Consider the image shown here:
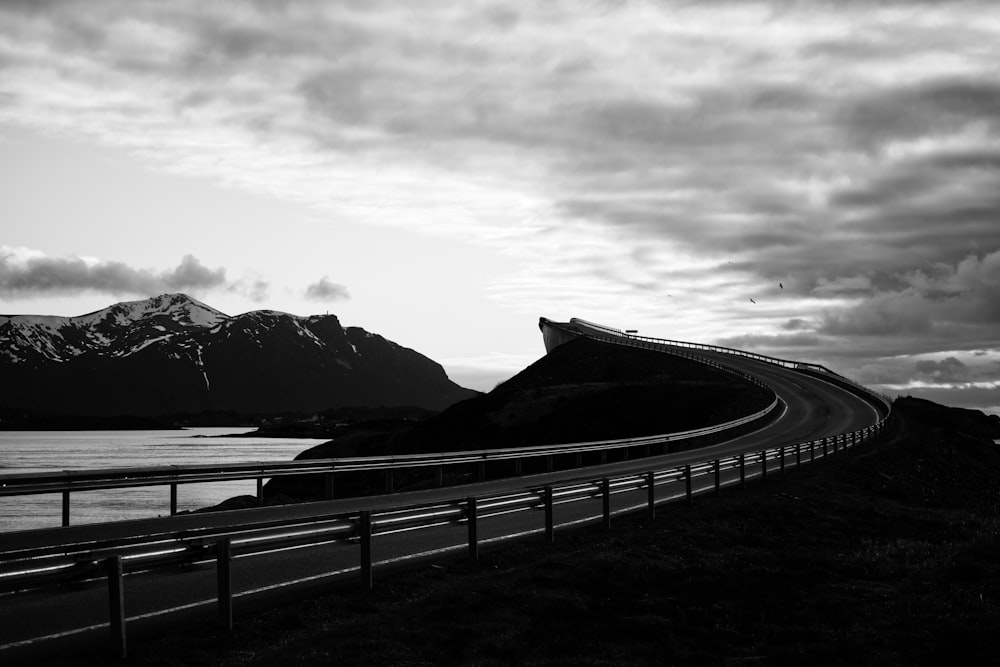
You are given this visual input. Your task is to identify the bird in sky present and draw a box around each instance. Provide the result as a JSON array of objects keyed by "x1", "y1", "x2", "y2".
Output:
[
  {"x1": 749, "y1": 298, "x2": 756, "y2": 304},
  {"x1": 779, "y1": 282, "x2": 784, "y2": 289}
]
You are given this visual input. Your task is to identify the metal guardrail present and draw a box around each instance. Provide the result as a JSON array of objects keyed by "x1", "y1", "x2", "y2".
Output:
[
  {"x1": 560, "y1": 318, "x2": 893, "y2": 411},
  {"x1": 0, "y1": 419, "x2": 888, "y2": 657},
  {"x1": 0, "y1": 330, "x2": 782, "y2": 529}
]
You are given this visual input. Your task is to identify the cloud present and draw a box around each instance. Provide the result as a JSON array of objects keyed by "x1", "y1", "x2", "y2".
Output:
[
  {"x1": 915, "y1": 356, "x2": 969, "y2": 384},
  {"x1": 715, "y1": 333, "x2": 823, "y2": 351},
  {"x1": 819, "y1": 249, "x2": 1000, "y2": 338},
  {"x1": 2, "y1": 1, "x2": 1000, "y2": 409},
  {"x1": 304, "y1": 276, "x2": 349, "y2": 302},
  {"x1": 812, "y1": 275, "x2": 873, "y2": 298},
  {"x1": 0, "y1": 247, "x2": 228, "y2": 298},
  {"x1": 230, "y1": 278, "x2": 270, "y2": 303},
  {"x1": 782, "y1": 318, "x2": 812, "y2": 331}
]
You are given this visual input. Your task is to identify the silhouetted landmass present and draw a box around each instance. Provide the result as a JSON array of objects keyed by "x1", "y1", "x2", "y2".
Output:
[
  {"x1": 262, "y1": 336, "x2": 774, "y2": 502},
  {"x1": 39, "y1": 398, "x2": 1000, "y2": 665},
  {"x1": 0, "y1": 294, "x2": 477, "y2": 420}
]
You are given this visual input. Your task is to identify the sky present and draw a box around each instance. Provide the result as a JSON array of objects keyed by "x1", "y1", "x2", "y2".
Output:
[{"x1": 1, "y1": 1, "x2": 998, "y2": 415}]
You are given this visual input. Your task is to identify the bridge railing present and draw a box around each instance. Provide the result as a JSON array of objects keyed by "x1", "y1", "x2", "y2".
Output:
[
  {"x1": 0, "y1": 396, "x2": 781, "y2": 529},
  {"x1": 560, "y1": 318, "x2": 892, "y2": 412},
  {"x1": 0, "y1": 414, "x2": 890, "y2": 656},
  {"x1": 1, "y1": 324, "x2": 784, "y2": 531}
]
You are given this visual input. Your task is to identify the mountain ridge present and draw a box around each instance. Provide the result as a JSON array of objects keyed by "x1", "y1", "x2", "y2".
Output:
[{"x1": 0, "y1": 293, "x2": 477, "y2": 417}]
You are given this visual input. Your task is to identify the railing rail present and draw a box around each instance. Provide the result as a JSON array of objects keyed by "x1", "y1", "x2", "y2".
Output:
[
  {"x1": 559, "y1": 318, "x2": 893, "y2": 411},
  {"x1": 0, "y1": 417, "x2": 890, "y2": 656},
  {"x1": 0, "y1": 399, "x2": 779, "y2": 497}
]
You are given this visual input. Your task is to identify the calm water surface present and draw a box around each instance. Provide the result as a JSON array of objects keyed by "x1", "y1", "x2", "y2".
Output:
[{"x1": 0, "y1": 428, "x2": 328, "y2": 532}]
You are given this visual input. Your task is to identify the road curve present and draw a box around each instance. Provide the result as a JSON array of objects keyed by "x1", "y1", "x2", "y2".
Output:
[{"x1": 0, "y1": 321, "x2": 887, "y2": 658}]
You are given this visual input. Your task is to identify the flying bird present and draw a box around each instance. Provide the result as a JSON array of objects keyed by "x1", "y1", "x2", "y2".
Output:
[
  {"x1": 779, "y1": 282, "x2": 784, "y2": 289},
  {"x1": 749, "y1": 298, "x2": 756, "y2": 304}
]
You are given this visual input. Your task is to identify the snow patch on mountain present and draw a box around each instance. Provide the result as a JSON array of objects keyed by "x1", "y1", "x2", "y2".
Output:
[{"x1": 0, "y1": 294, "x2": 228, "y2": 364}]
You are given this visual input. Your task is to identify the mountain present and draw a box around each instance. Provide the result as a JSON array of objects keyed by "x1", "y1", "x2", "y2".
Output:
[{"x1": 0, "y1": 294, "x2": 478, "y2": 418}]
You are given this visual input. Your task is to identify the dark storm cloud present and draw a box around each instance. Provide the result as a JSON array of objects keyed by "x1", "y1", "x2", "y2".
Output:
[
  {"x1": 0, "y1": 251, "x2": 228, "y2": 297},
  {"x1": 782, "y1": 318, "x2": 812, "y2": 331},
  {"x1": 304, "y1": 276, "x2": 349, "y2": 302},
  {"x1": 819, "y1": 249, "x2": 1000, "y2": 337},
  {"x1": 715, "y1": 332, "x2": 823, "y2": 350},
  {"x1": 915, "y1": 357, "x2": 969, "y2": 384},
  {"x1": 838, "y1": 78, "x2": 1000, "y2": 147}
]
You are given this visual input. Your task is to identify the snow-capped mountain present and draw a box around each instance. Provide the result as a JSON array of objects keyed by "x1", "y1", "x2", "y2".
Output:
[
  {"x1": 0, "y1": 294, "x2": 227, "y2": 364},
  {"x1": 0, "y1": 294, "x2": 477, "y2": 417}
]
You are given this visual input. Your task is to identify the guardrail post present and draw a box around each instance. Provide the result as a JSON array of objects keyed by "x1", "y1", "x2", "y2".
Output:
[
  {"x1": 434, "y1": 466, "x2": 444, "y2": 488},
  {"x1": 795, "y1": 443, "x2": 801, "y2": 468},
  {"x1": 822, "y1": 438, "x2": 828, "y2": 458},
  {"x1": 546, "y1": 455, "x2": 554, "y2": 473},
  {"x1": 760, "y1": 451, "x2": 767, "y2": 481},
  {"x1": 217, "y1": 538, "x2": 233, "y2": 631},
  {"x1": 477, "y1": 461, "x2": 486, "y2": 482},
  {"x1": 779, "y1": 447, "x2": 786, "y2": 477},
  {"x1": 810, "y1": 441, "x2": 815, "y2": 462},
  {"x1": 622, "y1": 447, "x2": 630, "y2": 461},
  {"x1": 256, "y1": 477, "x2": 264, "y2": 506},
  {"x1": 62, "y1": 490, "x2": 70, "y2": 527},
  {"x1": 359, "y1": 511, "x2": 373, "y2": 590},
  {"x1": 600, "y1": 450, "x2": 607, "y2": 464},
  {"x1": 106, "y1": 555, "x2": 126, "y2": 658},
  {"x1": 647, "y1": 471, "x2": 656, "y2": 519},
  {"x1": 739, "y1": 453, "x2": 745, "y2": 488},
  {"x1": 325, "y1": 472, "x2": 335, "y2": 499},
  {"x1": 170, "y1": 483, "x2": 178, "y2": 515},
  {"x1": 714, "y1": 459, "x2": 721, "y2": 496},
  {"x1": 575, "y1": 452, "x2": 583, "y2": 468},
  {"x1": 685, "y1": 465, "x2": 692, "y2": 504},
  {"x1": 544, "y1": 486, "x2": 555, "y2": 542},
  {"x1": 602, "y1": 478, "x2": 611, "y2": 530},
  {"x1": 466, "y1": 497, "x2": 478, "y2": 562},
  {"x1": 385, "y1": 469, "x2": 394, "y2": 494}
]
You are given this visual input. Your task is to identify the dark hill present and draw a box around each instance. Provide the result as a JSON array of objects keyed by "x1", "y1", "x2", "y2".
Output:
[{"x1": 264, "y1": 337, "x2": 773, "y2": 501}]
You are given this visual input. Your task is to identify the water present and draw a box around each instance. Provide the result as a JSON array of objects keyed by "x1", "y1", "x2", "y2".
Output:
[{"x1": 0, "y1": 428, "x2": 328, "y2": 532}]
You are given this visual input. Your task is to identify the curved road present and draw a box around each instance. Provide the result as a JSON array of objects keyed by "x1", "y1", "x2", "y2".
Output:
[{"x1": 0, "y1": 331, "x2": 886, "y2": 660}]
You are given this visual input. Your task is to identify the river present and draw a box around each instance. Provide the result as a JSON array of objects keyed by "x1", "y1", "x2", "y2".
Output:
[{"x1": 0, "y1": 428, "x2": 328, "y2": 532}]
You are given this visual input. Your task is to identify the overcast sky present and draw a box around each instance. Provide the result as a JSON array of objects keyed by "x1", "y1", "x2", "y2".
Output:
[{"x1": 1, "y1": 1, "x2": 998, "y2": 414}]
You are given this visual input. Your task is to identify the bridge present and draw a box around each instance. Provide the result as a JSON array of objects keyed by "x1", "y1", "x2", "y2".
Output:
[{"x1": 0, "y1": 319, "x2": 890, "y2": 659}]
